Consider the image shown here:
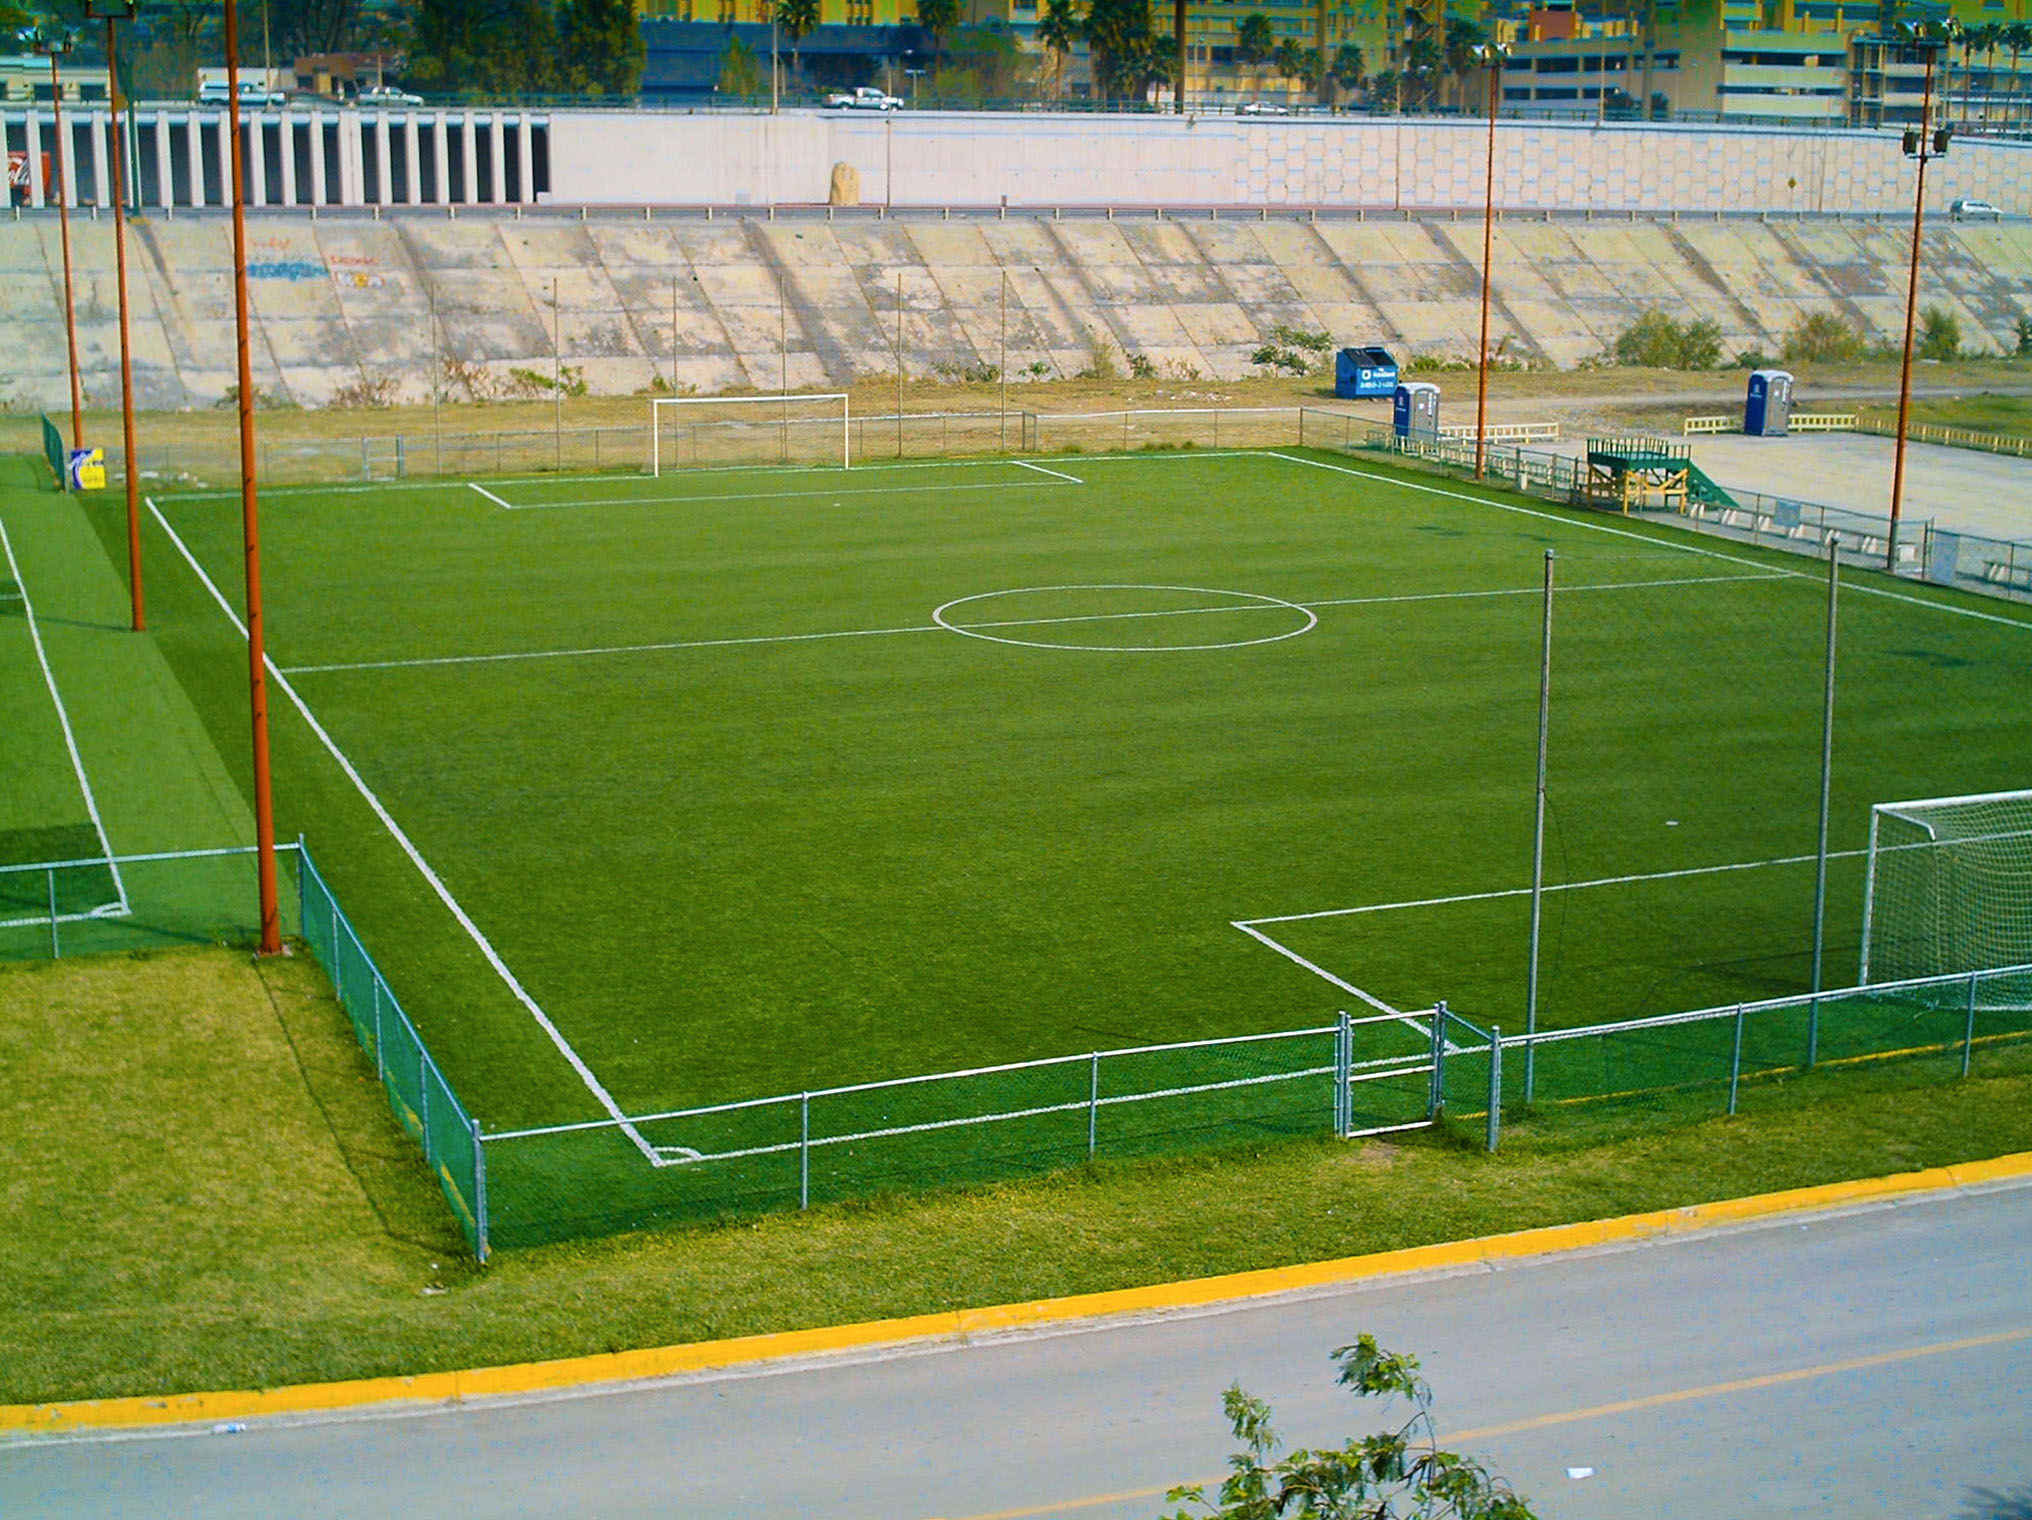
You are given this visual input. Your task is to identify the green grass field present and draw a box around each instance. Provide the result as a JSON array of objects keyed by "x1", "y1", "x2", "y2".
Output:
[{"x1": 113, "y1": 444, "x2": 2032, "y2": 1125}]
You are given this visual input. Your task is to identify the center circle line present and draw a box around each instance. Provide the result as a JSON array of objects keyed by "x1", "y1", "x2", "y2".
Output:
[{"x1": 930, "y1": 584, "x2": 1319, "y2": 653}]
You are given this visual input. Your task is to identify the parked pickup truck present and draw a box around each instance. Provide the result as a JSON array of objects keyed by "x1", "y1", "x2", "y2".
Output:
[{"x1": 824, "y1": 86, "x2": 903, "y2": 110}]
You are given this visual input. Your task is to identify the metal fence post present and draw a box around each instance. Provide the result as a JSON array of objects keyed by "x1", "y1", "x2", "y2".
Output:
[
  {"x1": 46, "y1": 867, "x2": 59, "y2": 959},
  {"x1": 1963, "y1": 971, "x2": 1979, "y2": 1077},
  {"x1": 1336, "y1": 1011, "x2": 1352, "y2": 1137},
  {"x1": 1429, "y1": 1001, "x2": 1448, "y2": 1119},
  {"x1": 1088, "y1": 1052, "x2": 1100, "y2": 1158},
  {"x1": 1728, "y1": 1004, "x2": 1745, "y2": 1115},
  {"x1": 471, "y1": 1120, "x2": 490, "y2": 1263},
  {"x1": 1486, "y1": 1025, "x2": 1502, "y2": 1152},
  {"x1": 420, "y1": 1049, "x2": 431, "y2": 1153},
  {"x1": 372, "y1": 976, "x2": 384, "y2": 1080},
  {"x1": 799, "y1": 1093, "x2": 810, "y2": 1208}
]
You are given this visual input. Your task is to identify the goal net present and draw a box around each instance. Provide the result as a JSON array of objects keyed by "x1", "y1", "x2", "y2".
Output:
[
  {"x1": 1860, "y1": 789, "x2": 2032, "y2": 1005},
  {"x1": 651, "y1": 394, "x2": 851, "y2": 475}
]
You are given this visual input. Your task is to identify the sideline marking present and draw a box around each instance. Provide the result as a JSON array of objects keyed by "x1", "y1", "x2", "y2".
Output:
[
  {"x1": 279, "y1": 570, "x2": 1774, "y2": 677},
  {"x1": 5, "y1": 1153, "x2": 2026, "y2": 1438},
  {"x1": 1012, "y1": 459, "x2": 1085, "y2": 484},
  {"x1": 467, "y1": 482, "x2": 512, "y2": 509},
  {"x1": 144, "y1": 498, "x2": 667, "y2": 1166},
  {"x1": 923, "y1": 1325, "x2": 2032, "y2": 1520},
  {"x1": 1265, "y1": 450, "x2": 2032, "y2": 634},
  {"x1": 0, "y1": 518, "x2": 127, "y2": 912}
]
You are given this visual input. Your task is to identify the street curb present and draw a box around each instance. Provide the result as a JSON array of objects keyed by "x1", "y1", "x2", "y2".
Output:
[{"x1": 8, "y1": 1150, "x2": 2029, "y2": 1436}]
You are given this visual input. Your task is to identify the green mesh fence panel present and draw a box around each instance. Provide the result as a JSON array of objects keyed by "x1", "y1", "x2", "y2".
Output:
[
  {"x1": 298, "y1": 847, "x2": 486, "y2": 1257},
  {"x1": 0, "y1": 847, "x2": 300, "y2": 963},
  {"x1": 42, "y1": 415, "x2": 66, "y2": 488}
]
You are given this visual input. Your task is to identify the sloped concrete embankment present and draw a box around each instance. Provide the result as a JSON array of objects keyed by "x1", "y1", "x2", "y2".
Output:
[{"x1": 3, "y1": 211, "x2": 2029, "y2": 412}]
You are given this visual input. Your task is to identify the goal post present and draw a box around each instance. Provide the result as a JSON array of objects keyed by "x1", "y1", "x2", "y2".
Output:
[
  {"x1": 1859, "y1": 788, "x2": 2032, "y2": 1001},
  {"x1": 650, "y1": 394, "x2": 851, "y2": 476}
]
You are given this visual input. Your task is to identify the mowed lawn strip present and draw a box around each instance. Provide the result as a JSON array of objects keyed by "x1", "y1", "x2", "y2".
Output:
[{"x1": 4, "y1": 945, "x2": 2029, "y2": 1407}]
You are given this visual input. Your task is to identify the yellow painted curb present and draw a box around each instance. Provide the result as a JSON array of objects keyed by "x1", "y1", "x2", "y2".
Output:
[{"x1": 8, "y1": 1149, "x2": 2029, "y2": 1437}]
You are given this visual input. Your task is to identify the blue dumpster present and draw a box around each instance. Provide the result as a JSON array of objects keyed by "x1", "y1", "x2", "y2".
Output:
[{"x1": 1336, "y1": 346, "x2": 1399, "y2": 399}]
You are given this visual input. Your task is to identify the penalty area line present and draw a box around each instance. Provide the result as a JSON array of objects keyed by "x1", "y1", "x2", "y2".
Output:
[
  {"x1": 143, "y1": 496, "x2": 667, "y2": 1167},
  {"x1": 1012, "y1": 459, "x2": 1085, "y2": 484},
  {"x1": 468, "y1": 482, "x2": 513, "y2": 509}
]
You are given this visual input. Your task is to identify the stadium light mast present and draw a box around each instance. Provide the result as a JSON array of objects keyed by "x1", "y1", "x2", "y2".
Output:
[
  {"x1": 223, "y1": 0, "x2": 284, "y2": 957},
  {"x1": 30, "y1": 28, "x2": 84, "y2": 452},
  {"x1": 86, "y1": 0, "x2": 145, "y2": 633},
  {"x1": 1888, "y1": 19, "x2": 1956, "y2": 575},
  {"x1": 1472, "y1": 41, "x2": 1509, "y2": 481}
]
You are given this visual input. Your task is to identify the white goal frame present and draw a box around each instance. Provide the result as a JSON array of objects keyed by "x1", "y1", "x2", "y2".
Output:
[
  {"x1": 650, "y1": 393, "x2": 851, "y2": 476},
  {"x1": 1859, "y1": 786, "x2": 2032, "y2": 987}
]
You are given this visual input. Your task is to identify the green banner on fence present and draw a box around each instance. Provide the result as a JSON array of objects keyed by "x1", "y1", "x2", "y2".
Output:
[{"x1": 40, "y1": 415, "x2": 66, "y2": 490}]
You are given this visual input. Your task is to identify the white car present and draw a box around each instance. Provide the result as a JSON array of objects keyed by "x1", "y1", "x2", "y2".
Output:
[
  {"x1": 1950, "y1": 198, "x2": 2003, "y2": 221},
  {"x1": 825, "y1": 86, "x2": 903, "y2": 111},
  {"x1": 198, "y1": 79, "x2": 287, "y2": 107},
  {"x1": 357, "y1": 84, "x2": 426, "y2": 107},
  {"x1": 1237, "y1": 100, "x2": 1292, "y2": 116}
]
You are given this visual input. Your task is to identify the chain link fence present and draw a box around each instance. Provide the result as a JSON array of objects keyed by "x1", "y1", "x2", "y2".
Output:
[
  {"x1": 0, "y1": 844, "x2": 299, "y2": 962},
  {"x1": 1303, "y1": 411, "x2": 2032, "y2": 607}
]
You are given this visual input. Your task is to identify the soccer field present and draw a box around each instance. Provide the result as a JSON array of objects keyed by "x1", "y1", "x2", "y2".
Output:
[{"x1": 135, "y1": 446, "x2": 2032, "y2": 1165}]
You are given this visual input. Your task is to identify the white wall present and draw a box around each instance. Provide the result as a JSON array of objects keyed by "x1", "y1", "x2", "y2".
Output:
[{"x1": 544, "y1": 110, "x2": 2032, "y2": 215}]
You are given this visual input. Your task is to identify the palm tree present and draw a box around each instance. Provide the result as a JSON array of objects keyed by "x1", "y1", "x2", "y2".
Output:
[
  {"x1": 1402, "y1": 31, "x2": 1442, "y2": 110},
  {"x1": 1235, "y1": 12, "x2": 1276, "y2": 99},
  {"x1": 917, "y1": 0, "x2": 960, "y2": 92},
  {"x1": 1330, "y1": 40, "x2": 1364, "y2": 107},
  {"x1": 1273, "y1": 37, "x2": 1307, "y2": 98},
  {"x1": 776, "y1": 0, "x2": 818, "y2": 95},
  {"x1": 1368, "y1": 66, "x2": 1400, "y2": 111},
  {"x1": 2003, "y1": 22, "x2": 2032, "y2": 131},
  {"x1": 1036, "y1": 0, "x2": 1082, "y2": 101},
  {"x1": 1441, "y1": 16, "x2": 1485, "y2": 109}
]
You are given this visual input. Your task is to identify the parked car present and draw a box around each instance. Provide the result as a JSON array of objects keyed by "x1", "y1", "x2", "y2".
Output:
[
  {"x1": 1950, "y1": 198, "x2": 2004, "y2": 221},
  {"x1": 356, "y1": 84, "x2": 425, "y2": 107},
  {"x1": 1237, "y1": 100, "x2": 1292, "y2": 116},
  {"x1": 824, "y1": 86, "x2": 903, "y2": 111},
  {"x1": 198, "y1": 78, "x2": 287, "y2": 107}
]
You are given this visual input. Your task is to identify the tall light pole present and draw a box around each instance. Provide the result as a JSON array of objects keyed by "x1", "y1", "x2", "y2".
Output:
[
  {"x1": 1889, "y1": 19, "x2": 1956, "y2": 575},
  {"x1": 224, "y1": 0, "x2": 284, "y2": 957},
  {"x1": 88, "y1": 0, "x2": 144, "y2": 633},
  {"x1": 1472, "y1": 42, "x2": 1509, "y2": 481},
  {"x1": 31, "y1": 28, "x2": 84, "y2": 451}
]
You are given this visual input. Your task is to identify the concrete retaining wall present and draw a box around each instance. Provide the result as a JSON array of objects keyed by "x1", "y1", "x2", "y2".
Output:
[{"x1": 5, "y1": 207, "x2": 2030, "y2": 412}]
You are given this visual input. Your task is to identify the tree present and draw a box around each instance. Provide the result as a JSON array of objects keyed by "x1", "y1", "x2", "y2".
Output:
[
  {"x1": 1160, "y1": 1337, "x2": 1537, "y2": 1520},
  {"x1": 2003, "y1": 23, "x2": 2032, "y2": 131},
  {"x1": 1234, "y1": 12, "x2": 1275, "y2": 96},
  {"x1": 1918, "y1": 305, "x2": 1963, "y2": 361},
  {"x1": 268, "y1": 0, "x2": 368, "y2": 60},
  {"x1": 1368, "y1": 66, "x2": 1400, "y2": 111},
  {"x1": 1273, "y1": 37, "x2": 1307, "y2": 90},
  {"x1": 1085, "y1": 0, "x2": 1157, "y2": 103},
  {"x1": 717, "y1": 34, "x2": 764, "y2": 100},
  {"x1": 776, "y1": 0, "x2": 819, "y2": 89},
  {"x1": 917, "y1": 0, "x2": 961, "y2": 88},
  {"x1": 1329, "y1": 41, "x2": 1364, "y2": 105},
  {"x1": 1441, "y1": 16, "x2": 1486, "y2": 109},
  {"x1": 1037, "y1": 0, "x2": 1083, "y2": 101},
  {"x1": 560, "y1": 0, "x2": 646, "y2": 96},
  {"x1": 408, "y1": 0, "x2": 561, "y2": 96}
]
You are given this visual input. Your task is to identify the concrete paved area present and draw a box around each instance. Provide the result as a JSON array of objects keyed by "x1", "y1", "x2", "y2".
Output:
[{"x1": 6, "y1": 1180, "x2": 2029, "y2": 1519}]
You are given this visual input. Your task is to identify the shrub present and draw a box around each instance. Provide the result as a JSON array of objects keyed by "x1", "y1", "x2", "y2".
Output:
[
  {"x1": 1611, "y1": 310, "x2": 1723, "y2": 370},
  {"x1": 1781, "y1": 311, "x2": 1871, "y2": 364},
  {"x1": 1917, "y1": 306, "x2": 1963, "y2": 362}
]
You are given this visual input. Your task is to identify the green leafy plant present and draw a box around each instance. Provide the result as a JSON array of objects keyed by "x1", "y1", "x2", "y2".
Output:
[
  {"x1": 1781, "y1": 310, "x2": 1871, "y2": 364},
  {"x1": 1127, "y1": 352, "x2": 1158, "y2": 380},
  {"x1": 1611, "y1": 310, "x2": 1722, "y2": 370},
  {"x1": 1917, "y1": 306, "x2": 1963, "y2": 362},
  {"x1": 506, "y1": 364, "x2": 588, "y2": 398},
  {"x1": 1161, "y1": 1336, "x2": 1536, "y2": 1520},
  {"x1": 2015, "y1": 315, "x2": 2032, "y2": 357},
  {"x1": 1251, "y1": 324, "x2": 1335, "y2": 376}
]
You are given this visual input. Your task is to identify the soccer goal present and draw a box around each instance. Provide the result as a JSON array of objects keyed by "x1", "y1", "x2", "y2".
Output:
[
  {"x1": 650, "y1": 393, "x2": 851, "y2": 476},
  {"x1": 1859, "y1": 788, "x2": 2032, "y2": 1000}
]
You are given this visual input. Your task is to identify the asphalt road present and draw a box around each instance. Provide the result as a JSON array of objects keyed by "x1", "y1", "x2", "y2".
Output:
[{"x1": 7, "y1": 1183, "x2": 2031, "y2": 1520}]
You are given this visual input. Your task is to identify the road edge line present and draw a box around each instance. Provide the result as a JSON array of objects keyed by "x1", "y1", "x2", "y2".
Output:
[{"x1": 7, "y1": 1149, "x2": 2028, "y2": 1436}]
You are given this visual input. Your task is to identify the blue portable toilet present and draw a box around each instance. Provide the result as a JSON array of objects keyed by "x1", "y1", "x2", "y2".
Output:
[
  {"x1": 1393, "y1": 381, "x2": 1440, "y2": 442},
  {"x1": 1335, "y1": 346, "x2": 1399, "y2": 399},
  {"x1": 1745, "y1": 370, "x2": 1794, "y2": 437}
]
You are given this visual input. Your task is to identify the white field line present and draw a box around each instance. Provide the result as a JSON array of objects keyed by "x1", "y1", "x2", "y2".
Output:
[
  {"x1": 1265, "y1": 450, "x2": 2032, "y2": 635},
  {"x1": 498, "y1": 477, "x2": 1081, "y2": 512},
  {"x1": 280, "y1": 570, "x2": 1780, "y2": 678},
  {"x1": 1012, "y1": 459, "x2": 1085, "y2": 484},
  {"x1": 467, "y1": 482, "x2": 512, "y2": 509},
  {"x1": 167, "y1": 456, "x2": 1037, "y2": 502},
  {"x1": 0, "y1": 518, "x2": 127, "y2": 910},
  {"x1": 1231, "y1": 920, "x2": 1404, "y2": 1017},
  {"x1": 145, "y1": 498, "x2": 669, "y2": 1166}
]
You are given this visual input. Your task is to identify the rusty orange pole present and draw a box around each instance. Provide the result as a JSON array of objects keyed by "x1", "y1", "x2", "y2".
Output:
[
  {"x1": 105, "y1": 17, "x2": 144, "y2": 632},
  {"x1": 1474, "y1": 49, "x2": 1502, "y2": 480},
  {"x1": 36, "y1": 36, "x2": 85, "y2": 449},
  {"x1": 225, "y1": 0, "x2": 282, "y2": 956}
]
